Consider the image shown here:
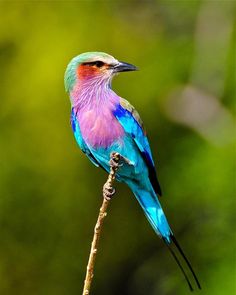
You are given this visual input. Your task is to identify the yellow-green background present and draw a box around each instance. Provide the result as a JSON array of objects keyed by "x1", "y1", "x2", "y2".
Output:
[{"x1": 0, "y1": 1, "x2": 235, "y2": 294}]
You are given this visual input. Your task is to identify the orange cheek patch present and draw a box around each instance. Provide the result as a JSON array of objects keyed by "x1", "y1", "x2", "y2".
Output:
[{"x1": 77, "y1": 64, "x2": 100, "y2": 79}]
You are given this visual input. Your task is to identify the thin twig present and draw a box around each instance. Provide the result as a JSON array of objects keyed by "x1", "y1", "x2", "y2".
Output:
[{"x1": 82, "y1": 152, "x2": 121, "y2": 295}]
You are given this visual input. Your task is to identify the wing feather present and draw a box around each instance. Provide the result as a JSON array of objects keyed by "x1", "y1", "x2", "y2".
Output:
[{"x1": 114, "y1": 98, "x2": 162, "y2": 196}]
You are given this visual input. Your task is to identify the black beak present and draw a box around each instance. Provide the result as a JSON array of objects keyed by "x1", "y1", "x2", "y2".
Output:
[{"x1": 113, "y1": 61, "x2": 138, "y2": 73}]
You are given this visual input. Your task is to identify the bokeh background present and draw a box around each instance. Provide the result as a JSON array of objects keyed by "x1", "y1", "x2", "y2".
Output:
[{"x1": 0, "y1": 1, "x2": 235, "y2": 294}]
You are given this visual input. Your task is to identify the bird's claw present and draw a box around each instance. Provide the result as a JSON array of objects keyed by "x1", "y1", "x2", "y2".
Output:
[
  {"x1": 109, "y1": 152, "x2": 132, "y2": 168},
  {"x1": 109, "y1": 158, "x2": 122, "y2": 169},
  {"x1": 103, "y1": 183, "x2": 115, "y2": 200},
  {"x1": 109, "y1": 152, "x2": 121, "y2": 169}
]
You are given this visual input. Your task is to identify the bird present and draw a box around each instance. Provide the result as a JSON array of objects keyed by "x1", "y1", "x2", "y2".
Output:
[{"x1": 64, "y1": 52, "x2": 201, "y2": 291}]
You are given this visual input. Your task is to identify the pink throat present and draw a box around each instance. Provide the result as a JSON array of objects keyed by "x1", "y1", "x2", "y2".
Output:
[{"x1": 71, "y1": 77, "x2": 124, "y2": 148}]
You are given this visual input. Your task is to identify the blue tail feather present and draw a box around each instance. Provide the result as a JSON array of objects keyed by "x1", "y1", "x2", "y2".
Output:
[
  {"x1": 129, "y1": 183, "x2": 172, "y2": 242},
  {"x1": 129, "y1": 183, "x2": 201, "y2": 291}
]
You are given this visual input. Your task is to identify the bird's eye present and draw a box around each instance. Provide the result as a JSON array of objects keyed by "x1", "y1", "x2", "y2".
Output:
[
  {"x1": 94, "y1": 61, "x2": 104, "y2": 68},
  {"x1": 82, "y1": 61, "x2": 105, "y2": 68}
]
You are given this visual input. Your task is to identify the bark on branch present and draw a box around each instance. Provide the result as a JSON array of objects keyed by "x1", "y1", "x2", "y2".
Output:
[{"x1": 82, "y1": 152, "x2": 121, "y2": 295}]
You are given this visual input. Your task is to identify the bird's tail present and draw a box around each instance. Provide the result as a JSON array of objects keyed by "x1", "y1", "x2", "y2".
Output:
[
  {"x1": 130, "y1": 184, "x2": 201, "y2": 291},
  {"x1": 130, "y1": 184, "x2": 172, "y2": 242},
  {"x1": 166, "y1": 234, "x2": 202, "y2": 291}
]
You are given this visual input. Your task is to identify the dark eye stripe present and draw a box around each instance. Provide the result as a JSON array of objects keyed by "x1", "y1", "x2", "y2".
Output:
[
  {"x1": 94, "y1": 61, "x2": 104, "y2": 67},
  {"x1": 82, "y1": 61, "x2": 105, "y2": 68}
]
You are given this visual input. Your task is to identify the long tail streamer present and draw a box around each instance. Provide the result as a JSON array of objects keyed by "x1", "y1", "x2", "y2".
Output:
[{"x1": 164, "y1": 235, "x2": 201, "y2": 291}]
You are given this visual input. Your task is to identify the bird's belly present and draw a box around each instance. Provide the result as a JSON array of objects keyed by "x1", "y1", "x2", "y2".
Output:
[
  {"x1": 78, "y1": 109, "x2": 147, "y2": 180},
  {"x1": 78, "y1": 110, "x2": 124, "y2": 148},
  {"x1": 90, "y1": 135, "x2": 147, "y2": 181}
]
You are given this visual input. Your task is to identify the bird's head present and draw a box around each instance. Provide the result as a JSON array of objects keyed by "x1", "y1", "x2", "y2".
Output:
[{"x1": 64, "y1": 52, "x2": 137, "y2": 92}]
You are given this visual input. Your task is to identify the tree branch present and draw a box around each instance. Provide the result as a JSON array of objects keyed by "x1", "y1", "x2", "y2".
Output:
[{"x1": 82, "y1": 152, "x2": 121, "y2": 295}]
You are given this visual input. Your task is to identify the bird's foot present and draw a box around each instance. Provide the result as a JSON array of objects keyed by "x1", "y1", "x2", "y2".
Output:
[
  {"x1": 110, "y1": 152, "x2": 132, "y2": 168},
  {"x1": 103, "y1": 183, "x2": 115, "y2": 200},
  {"x1": 109, "y1": 152, "x2": 121, "y2": 169}
]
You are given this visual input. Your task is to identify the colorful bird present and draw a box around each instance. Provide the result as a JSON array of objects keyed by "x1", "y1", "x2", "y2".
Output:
[{"x1": 64, "y1": 52, "x2": 201, "y2": 291}]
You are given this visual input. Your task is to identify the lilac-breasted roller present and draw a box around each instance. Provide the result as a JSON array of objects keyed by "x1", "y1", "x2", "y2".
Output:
[{"x1": 64, "y1": 52, "x2": 201, "y2": 291}]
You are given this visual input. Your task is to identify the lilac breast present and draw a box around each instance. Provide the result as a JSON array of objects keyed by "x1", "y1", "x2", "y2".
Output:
[
  {"x1": 71, "y1": 75, "x2": 125, "y2": 148},
  {"x1": 77, "y1": 103, "x2": 124, "y2": 148}
]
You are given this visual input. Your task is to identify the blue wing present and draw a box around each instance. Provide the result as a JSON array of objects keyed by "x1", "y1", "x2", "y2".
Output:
[
  {"x1": 70, "y1": 108, "x2": 100, "y2": 168},
  {"x1": 113, "y1": 98, "x2": 162, "y2": 196}
]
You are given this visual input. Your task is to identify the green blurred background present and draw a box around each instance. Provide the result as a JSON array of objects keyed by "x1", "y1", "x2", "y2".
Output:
[{"x1": 0, "y1": 1, "x2": 235, "y2": 294}]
